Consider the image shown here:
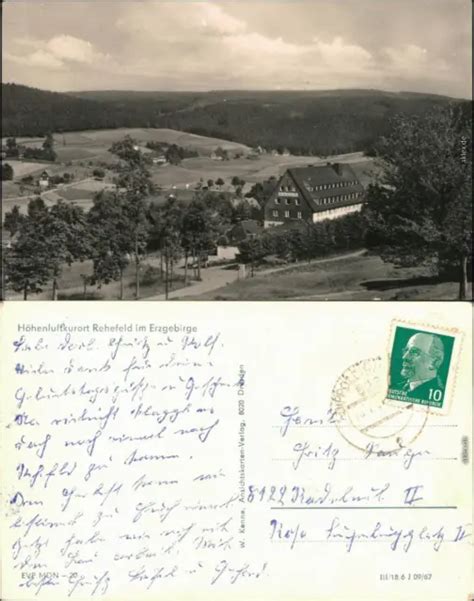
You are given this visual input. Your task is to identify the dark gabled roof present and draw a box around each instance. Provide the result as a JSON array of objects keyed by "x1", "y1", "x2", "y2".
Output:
[
  {"x1": 239, "y1": 219, "x2": 261, "y2": 235},
  {"x1": 287, "y1": 163, "x2": 364, "y2": 212},
  {"x1": 263, "y1": 179, "x2": 278, "y2": 196},
  {"x1": 227, "y1": 219, "x2": 262, "y2": 242}
]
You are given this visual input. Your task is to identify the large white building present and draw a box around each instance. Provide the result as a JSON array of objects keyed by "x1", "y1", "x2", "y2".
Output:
[{"x1": 264, "y1": 162, "x2": 365, "y2": 228}]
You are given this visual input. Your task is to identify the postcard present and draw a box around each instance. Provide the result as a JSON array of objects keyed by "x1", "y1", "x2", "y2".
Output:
[
  {"x1": 2, "y1": 0, "x2": 471, "y2": 303},
  {"x1": 0, "y1": 301, "x2": 472, "y2": 600},
  {"x1": 1, "y1": 1, "x2": 472, "y2": 601}
]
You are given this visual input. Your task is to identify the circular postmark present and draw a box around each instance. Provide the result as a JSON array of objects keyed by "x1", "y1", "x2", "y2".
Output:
[{"x1": 331, "y1": 356, "x2": 429, "y2": 453}]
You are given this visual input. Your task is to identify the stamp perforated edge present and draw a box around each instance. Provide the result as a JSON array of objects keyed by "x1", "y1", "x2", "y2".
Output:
[{"x1": 384, "y1": 318, "x2": 464, "y2": 417}]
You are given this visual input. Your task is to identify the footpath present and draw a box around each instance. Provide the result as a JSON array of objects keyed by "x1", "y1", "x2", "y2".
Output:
[{"x1": 145, "y1": 249, "x2": 366, "y2": 301}]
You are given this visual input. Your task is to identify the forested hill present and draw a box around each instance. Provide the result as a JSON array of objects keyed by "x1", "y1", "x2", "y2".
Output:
[
  {"x1": 3, "y1": 83, "x2": 470, "y2": 155},
  {"x1": 2, "y1": 83, "x2": 132, "y2": 137}
]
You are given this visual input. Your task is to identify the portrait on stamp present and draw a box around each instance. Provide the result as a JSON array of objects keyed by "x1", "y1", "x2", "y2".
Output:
[{"x1": 387, "y1": 326, "x2": 455, "y2": 408}]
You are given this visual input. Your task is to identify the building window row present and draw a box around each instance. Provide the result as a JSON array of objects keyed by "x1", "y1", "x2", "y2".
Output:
[
  {"x1": 272, "y1": 210, "x2": 303, "y2": 219},
  {"x1": 320, "y1": 193, "x2": 359, "y2": 205},
  {"x1": 281, "y1": 184, "x2": 296, "y2": 192},
  {"x1": 306, "y1": 180, "x2": 358, "y2": 192}
]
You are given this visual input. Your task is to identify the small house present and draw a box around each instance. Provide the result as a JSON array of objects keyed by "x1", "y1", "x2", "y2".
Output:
[
  {"x1": 38, "y1": 171, "x2": 50, "y2": 189},
  {"x1": 227, "y1": 219, "x2": 262, "y2": 245}
]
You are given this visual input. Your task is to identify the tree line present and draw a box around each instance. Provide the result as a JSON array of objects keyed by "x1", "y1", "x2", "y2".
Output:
[
  {"x1": 145, "y1": 141, "x2": 198, "y2": 164},
  {"x1": 364, "y1": 104, "x2": 472, "y2": 299},
  {"x1": 4, "y1": 134, "x2": 57, "y2": 162},
  {"x1": 238, "y1": 213, "x2": 366, "y2": 275}
]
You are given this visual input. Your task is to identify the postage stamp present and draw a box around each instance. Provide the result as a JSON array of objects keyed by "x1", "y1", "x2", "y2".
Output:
[{"x1": 387, "y1": 325, "x2": 456, "y2": 408}]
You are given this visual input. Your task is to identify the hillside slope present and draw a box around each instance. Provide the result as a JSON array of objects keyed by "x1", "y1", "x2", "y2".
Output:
[
  {"x1": 3, "y1": 83, "x2": 469, "y2": 156},
  {"x1": 2, "y1": 83, "x2": 131, "y2": 137}
]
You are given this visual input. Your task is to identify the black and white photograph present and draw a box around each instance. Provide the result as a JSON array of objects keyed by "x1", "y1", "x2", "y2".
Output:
[{"x1": 2, "y1": 0, "x2": 472, "y2": 301}]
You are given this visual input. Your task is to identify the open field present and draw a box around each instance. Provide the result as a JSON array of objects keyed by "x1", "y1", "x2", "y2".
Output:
[
  {"x1": 150, "y1": 153, "x2": 376, "y2": 189},
  {"x1": 2, "y1": 160, "x2": 50, "y2": 178},
  {"x1": 56, "y1": 187, "x2": 101, "y2": 202},
  {"x1": 188, "y1": 253, "x2": 470, "y2": 301},
  {"x1": 2, "y1": 177, "x2": 116, "y2": 220},
  {"x1": 3, "y1": 127, "x2": 252, "y2": 162},
  {"x1": 54, "y1": 179, "x2": 116, "y2": 202},
  {"x1": 75, "y1": 127, "x2": 251, "y2": 154},
  {"x1": 1, "y1": 181, "x2": 21, "y2": 199}
]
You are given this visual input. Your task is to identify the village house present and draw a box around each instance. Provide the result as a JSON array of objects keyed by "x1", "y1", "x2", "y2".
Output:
[
  {"x1": 215, "y1": 219, "x2": 262, "y2": 261},
  {"x1": 227, "y1": 219, "x2": 262, "y2": 244},
  {"x1": 38, "y1": 170, "x2": 50, "y2": 189},
  {"x1": 263, "y1": 162, "x2": 365, "y2": 228}
]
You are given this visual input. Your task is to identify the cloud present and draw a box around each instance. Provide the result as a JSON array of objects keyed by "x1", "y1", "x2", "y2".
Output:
[
  {"x1": 4, "y1": 34, "x2": 108, "y2": 71},
  {"x1": 2, "y1": 1, "x2": 469, "y2": 96},
  {"x1": 384, "y1": 44, "x2": 428, "y2": 71},
  {"x1": 46, "y1": 35, "x2": 100, "y2": 64},
  {"x1": 198, "y1": 3, "x2": 247, "y2": 36},
  {"x1": 113, "y1": 2, "x2": 375, "y2": 88},
  {"x1": 383, "y1": 43, "x2": 451, "y2": 80},
  {"x1": 5, "y1": 49, "x2": 64, "y2": 70},
  {"x1": 313, "y1": 36, "x2": 373, "y2": 70},
  {"x1": 117, "y1": 2, "x2": 246, "y2": 39}
]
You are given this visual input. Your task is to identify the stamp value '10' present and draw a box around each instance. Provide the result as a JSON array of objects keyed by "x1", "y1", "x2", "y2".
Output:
[{"x1": 387, "y1": 325, "x2": 456, "y2": 409}]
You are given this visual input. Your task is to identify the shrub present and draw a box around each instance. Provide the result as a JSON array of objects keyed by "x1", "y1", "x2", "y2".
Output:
[
  {"x1": 1, "y1": 163, "x2": 14, "y2": 180},
  {"x1": 93, "y1": 168, "x2": 106, "y2": 179},
  {"x1": 139, "y1": 265, "x2": 161, "y2": 286}
]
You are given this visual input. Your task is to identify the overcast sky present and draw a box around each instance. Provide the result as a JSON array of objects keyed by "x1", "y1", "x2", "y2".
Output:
[{"x1": 3, "y1": 0, "x2": 472, "y2": 97}]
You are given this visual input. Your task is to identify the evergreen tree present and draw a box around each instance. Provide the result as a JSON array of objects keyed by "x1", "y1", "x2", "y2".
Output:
[
  {"x1": 42, "y1": 132, "x2": 57, "y2": 161},
  {"x1": 4, "y1": 199, "x2": 53, "y2": 299},
  {"x1": 109, "y1": 135, "x2": 154, "y2": 299},
  {"x1": 1, "y1": 163, "x2": 14, "y2": 181},
  {"x1": 88, "y1": 191, "x2": 130, "y2": 299},
  {"x1": 42, "y1": 201, "x2": 91, "y2": 300},
  {"x1": 6, "y1": 137, "x2": 19, "y2": 158},
  {"x1": 365, "y1": 105, "x2": 472, "y2": 299},
  {"x1": 3, "y1": 205, "x2": 26, "y2": 236}
]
